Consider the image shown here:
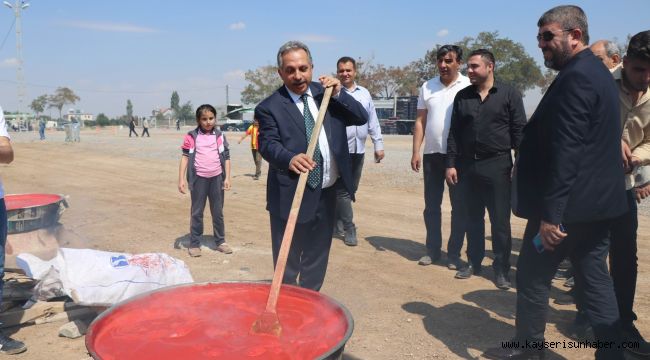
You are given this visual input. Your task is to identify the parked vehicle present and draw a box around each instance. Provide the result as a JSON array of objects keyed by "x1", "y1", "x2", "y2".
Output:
[{"x1": 220, "y1": 120, "x2": 252, "y2": 132}]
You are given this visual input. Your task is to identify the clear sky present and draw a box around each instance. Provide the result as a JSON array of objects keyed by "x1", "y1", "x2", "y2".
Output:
[{"x1": 0, "y1": 0, "x2": 647, "y2": 118}]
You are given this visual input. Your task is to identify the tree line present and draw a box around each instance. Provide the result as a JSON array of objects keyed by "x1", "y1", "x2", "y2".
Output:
[
  {"x1": 27, "y1": 88, "x2": 196, "y2": 128},
  {"x1": 241, "y1": 31, "x2": 556, "y2": 104}
]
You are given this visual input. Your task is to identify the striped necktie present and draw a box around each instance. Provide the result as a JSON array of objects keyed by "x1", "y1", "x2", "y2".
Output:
[{"x1": 301, "y1": 94, "x2": 322, "y2": 189}]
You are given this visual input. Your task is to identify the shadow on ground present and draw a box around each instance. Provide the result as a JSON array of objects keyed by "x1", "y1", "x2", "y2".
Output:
[
  {"x1": 341, "y1": 353, "x2": 364, "y2": 360},
  {"x1": 402, "y1": 300, "x2": 568, "y2": 359},
  {"x1": 462, "y1": 289, "x2": 581, "y2": 343},
  {"x1": 366, "y1": 236, "x2": 435, "y2": 262},
  {"x1": 173, "y1": 233, "x2": 221, "y2": 251}
]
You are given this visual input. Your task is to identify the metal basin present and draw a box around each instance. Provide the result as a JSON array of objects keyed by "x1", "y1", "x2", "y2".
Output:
[
  {"x1": 4, "y1": 193, "x2": 67, "y2": 234},
  {"x1": 86, "y1": 281, "x2": 354, "y2": 360}
]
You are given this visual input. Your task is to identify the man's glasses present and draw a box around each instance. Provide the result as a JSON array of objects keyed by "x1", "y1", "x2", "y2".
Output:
[{"x1": 537, "y1": 29, "x2": 574, "y2": 42}]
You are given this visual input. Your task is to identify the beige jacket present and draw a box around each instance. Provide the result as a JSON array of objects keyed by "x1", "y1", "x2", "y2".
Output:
[{"x1": 612, "y1": 64, "x2": 650, "y2": 188}]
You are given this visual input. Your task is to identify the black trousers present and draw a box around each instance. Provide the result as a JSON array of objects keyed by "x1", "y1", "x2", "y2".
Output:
[
  {"x1": 335, "y1": 153, "x2": 364, "y2": 231},
  {"x1": 422, "y1": 153, "x2": 467, "y2": 258},
  {"x1": 574, "y1": 190, "x2": 638, "y2": 329},
  {"x1": 609, "y1": 189, "x2": 638, "y2": 325},
  {"x1": 141, "y1": 128, "x2": 150, "y2": 137},
  {"x1": 270, "y1": 182, "x2": 337, "y2": 291},
  {"x1": 190, "y1": 175, "x2": 225, "y2": 248},
  {"x1": 458, "y1": 154, "x2": 511, "y2": 273},
  {"x1": 516, "y1": 219, "x2": 623, "y2": 359},
  {"x1": 128, "y1": 128, "x2": 138, "y2": 137}
]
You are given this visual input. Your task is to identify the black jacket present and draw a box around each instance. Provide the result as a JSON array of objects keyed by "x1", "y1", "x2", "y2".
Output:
[
  {"x1": 255, "y1": 83, "x2": 368, "y2": 222},
  {"x1": 512, "y1": 49, "x2": 627, "y2": 224}
]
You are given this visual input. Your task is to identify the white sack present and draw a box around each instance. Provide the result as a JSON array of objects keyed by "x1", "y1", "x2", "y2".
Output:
[{"x1": 16, "y1": 248, "x2": 194, "y2": 306}]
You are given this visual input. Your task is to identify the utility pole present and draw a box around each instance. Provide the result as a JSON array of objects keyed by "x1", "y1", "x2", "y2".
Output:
[
  {"x1": 393, "y1": 93, "x2": 397, "y2": 118},
  {"x1": 225, "y1": 84, "x2": 229, "y2": 107},
  {"x1": 3, "y1": 0, "x2": 29, "y2": 129}
]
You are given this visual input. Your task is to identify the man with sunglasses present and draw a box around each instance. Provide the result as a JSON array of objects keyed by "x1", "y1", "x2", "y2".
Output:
[
  {"x1": 484, "y1": 5, "x2": 627, "y2": 360},
  {"x1": 411, "y1": 45, "x2": 470, "y2": 269}
]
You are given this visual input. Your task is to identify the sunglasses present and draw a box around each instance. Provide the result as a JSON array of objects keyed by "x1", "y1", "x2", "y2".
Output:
[{"x1": 536, "y1": 29, "x2": 574, "y2": 42}]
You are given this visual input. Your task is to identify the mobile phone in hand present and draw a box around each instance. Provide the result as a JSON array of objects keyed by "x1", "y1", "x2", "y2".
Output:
[{"x1": 533, "y1": 224, "x2": 566, "y2": 253}]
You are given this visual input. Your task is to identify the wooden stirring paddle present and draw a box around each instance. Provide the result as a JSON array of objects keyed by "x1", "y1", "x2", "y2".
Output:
[{"x1": 251, "y1": 86, "x2": 334, "y2": 336}]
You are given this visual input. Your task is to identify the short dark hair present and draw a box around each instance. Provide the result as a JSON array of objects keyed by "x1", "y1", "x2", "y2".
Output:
[
  {"x1": 627, "y1": 30, "x2": 650, "y2": 62},
  {"x1": 436, "y1": 45, "x2": 463, "y2": 61},
  {"x1": 337, "y1": 56, "x2": 356, "y2": 69},
  {"x1": 537, "y1": 5, "x2": 589, "y2": 45},
  {"x1": 195, "y1": 104, "x2": 216, "y2": 120},
  {"x1": 468, "y1": 49, "x2": 495, "y2": 66}
]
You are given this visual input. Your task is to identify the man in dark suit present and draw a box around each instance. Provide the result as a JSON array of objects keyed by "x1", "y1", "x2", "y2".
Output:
[
  {"x1": 484, "y1": 5, "x2": 627, "y2": 360},
  {"x1": 256, "y1": 41, "x2": 368, "y2": 291}
]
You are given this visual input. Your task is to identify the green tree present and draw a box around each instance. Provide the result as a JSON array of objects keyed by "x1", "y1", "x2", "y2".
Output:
[
  {"x1": 29, "y1": 94, "x2": 48, "y2": 120},
  {"x1": 356, "y1": 58, "x2": 421, "y2": 98},
  {"x1": 126, "y1": 99, "x2": 133, "y2": 119},
  {"x1": 405, "y1": 50, "x2": 440, "y2": 92},
  {"x1": 537, "y1": 69, "x2": 558, "y2": 94},
  {"x1": 241, "y1": 65, "x2": 283, "y2": 104},
  {"x1": 179, "y1": 101, "x2": 194, "y2": 123},
  {"x1": 96, "y1": 113, "x2": 110, "y2": 127},
  {"x1": 351, "y1": 56, "x2": 375, "y2": 91},
  {"x1": 356, "y1": 62, "x2": 403, "y2": 98},
  {"x1": 460, "y1": 31, "x2": 542, "y2": 96},
  {"x1": 395, "y1": 63, "x2": 422, "y2": 97},
  {"x1": 170, "y1": 91, "x2": 180, "y2": 121},
  {"x1": 407, "y1": 31, "x2": 543, "y2": 97},
  {"x1": 48, "y1": 87, "x2": 80, "y2": 120}
]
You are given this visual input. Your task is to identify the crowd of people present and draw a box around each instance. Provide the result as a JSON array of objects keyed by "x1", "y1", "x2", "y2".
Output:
[
  {"x1": 171, "y1": 5, "x2": 649, "y2": 358},
  {"x1": 250, "y1": 4, "x2": 649, "y2": 359},
  {"x1": 0, "y1": 3, "x2": 647, "y2": 359}
]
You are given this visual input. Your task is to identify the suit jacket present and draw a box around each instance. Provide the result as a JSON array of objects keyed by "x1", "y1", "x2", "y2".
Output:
[
  {"x1": 256, "y1": 82, "x2": 368, "y2": 222},
  {"x1": 512, "y1": 49, "x2": 627, "y2": 224}
]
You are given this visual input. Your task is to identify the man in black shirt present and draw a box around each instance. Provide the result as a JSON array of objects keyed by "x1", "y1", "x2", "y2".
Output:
[{"x1": 445, "y1": 49, "x2": 526, "y2": 290}]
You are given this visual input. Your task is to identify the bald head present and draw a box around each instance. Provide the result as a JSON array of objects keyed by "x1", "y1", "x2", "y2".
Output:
[{"x1": 590, "y1": 40, "x2": 621, "y2": 69}]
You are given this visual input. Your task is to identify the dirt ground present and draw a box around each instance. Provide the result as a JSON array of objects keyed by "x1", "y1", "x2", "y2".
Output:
[{"x1": 2, "y1": 127, "x2": 649, "y2": 360}]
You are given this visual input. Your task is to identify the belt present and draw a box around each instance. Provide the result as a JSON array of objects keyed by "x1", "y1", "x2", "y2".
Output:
[{"x1": 472, "y1": 151, "x2": 509, "y2": 160}]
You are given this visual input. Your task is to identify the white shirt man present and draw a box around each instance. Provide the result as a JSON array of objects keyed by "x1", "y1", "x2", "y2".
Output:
[
  {"x1": 334, "y1": 57, "x2": 384, "y2": 246},
  {"x1": 410, "y1": 45, "x2": 470, "y2": 268}
]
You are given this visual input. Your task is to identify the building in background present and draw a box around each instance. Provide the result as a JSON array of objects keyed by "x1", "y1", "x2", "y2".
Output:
[{"x1": 63, "y1": 109, "x2": 94, "y2": 127}]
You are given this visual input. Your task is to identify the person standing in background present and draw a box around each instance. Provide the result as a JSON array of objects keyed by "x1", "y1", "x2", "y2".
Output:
[
  {"x1": 445, "y1": 49, "x2": 526, "y2": 290},
  {"x1": 141, "y1": 117, "x2": 150, "y2": 137},
  {"x1": 411, "y1": 45, "x2": 471, "y2": 269},
  {"x1": 238, "y1": 119, "x2": 263, "y2": 180},
  {"x1": 128, "y1": 117, "x2": 138, "y2": 137},
  {"x1": 38, "y1": 119, "x2": 45, "y2": 141},
  {"x1": 334, "y1": 56, "x2": 385, "y2": 246}
]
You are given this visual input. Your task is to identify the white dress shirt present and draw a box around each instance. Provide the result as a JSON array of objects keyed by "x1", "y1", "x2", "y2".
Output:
[
  {"x1": 417, "y1": 74, "x2": 470, "y2": 154},
  {"x1": 286, "y1": 87, "x2": 339, "y2": 189},
  {"x1": 342, "y1": 84, "x2": 384, "y2": 154}
]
